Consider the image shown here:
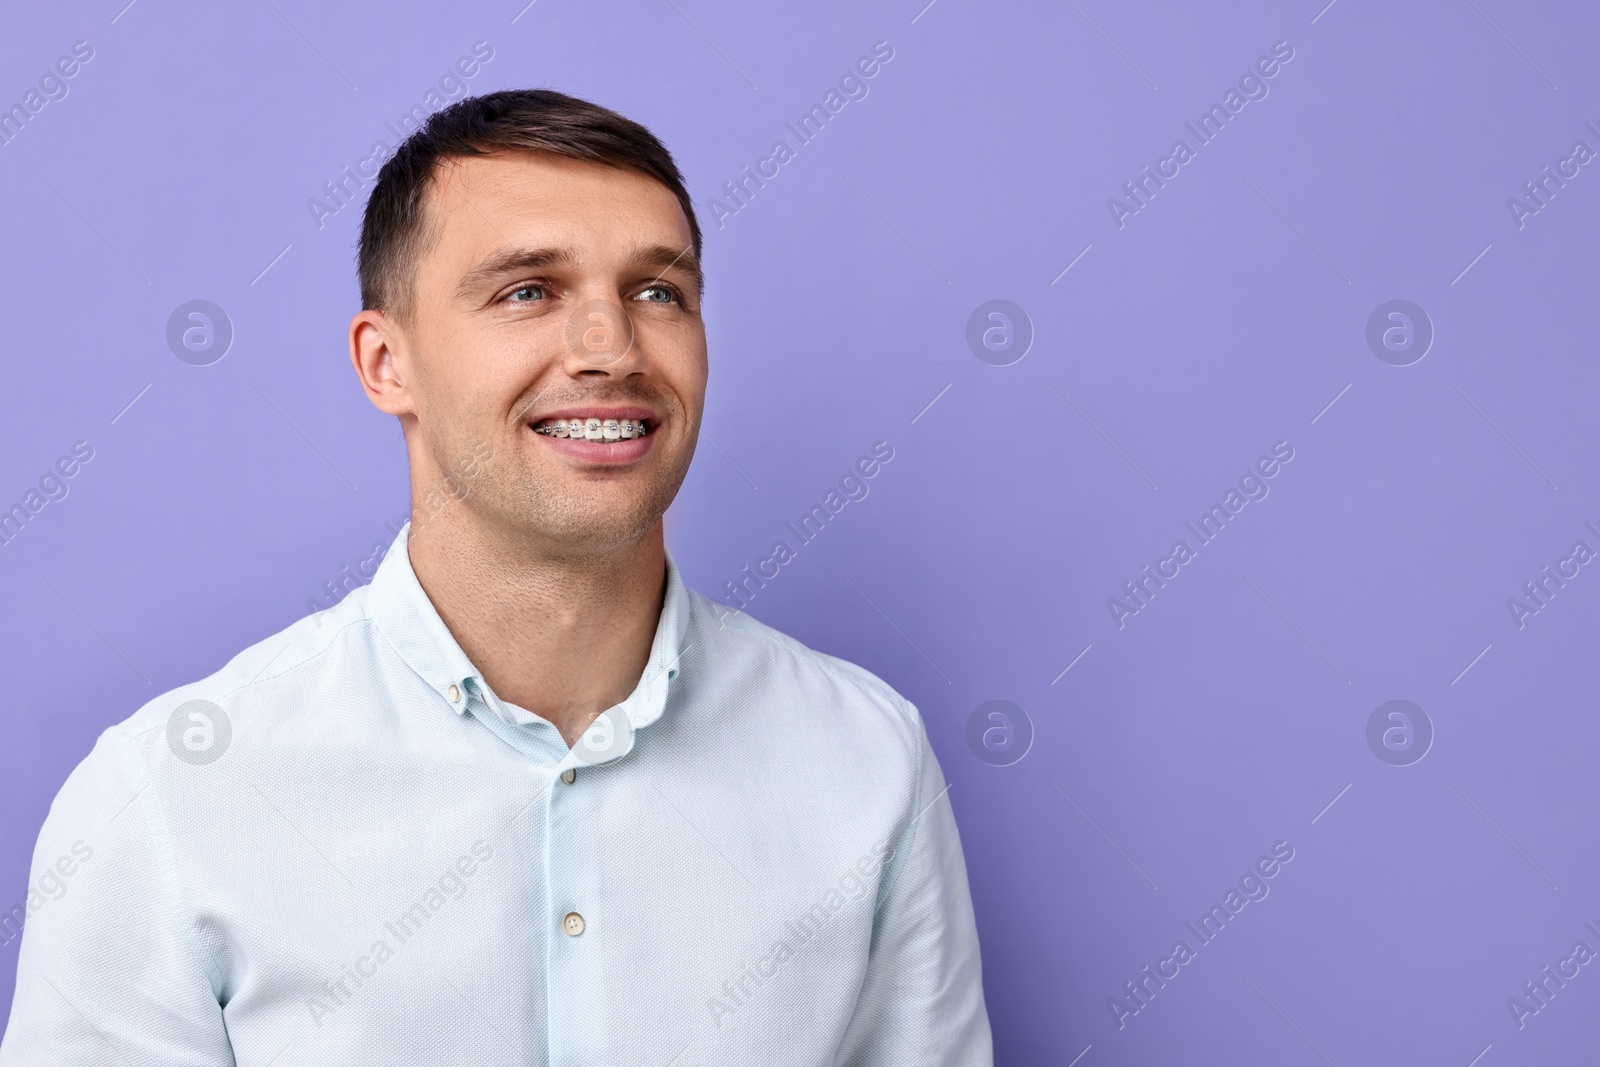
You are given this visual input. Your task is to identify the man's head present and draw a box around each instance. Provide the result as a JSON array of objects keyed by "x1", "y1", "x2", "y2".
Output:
[{"x1": 349, "y1": 89, "x2": 706, "y2": 559}]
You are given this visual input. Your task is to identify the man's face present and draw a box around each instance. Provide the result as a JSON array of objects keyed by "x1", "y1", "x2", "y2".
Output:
[{"x1": 363, "y1": 150, "x2": 706, "y2": 555}]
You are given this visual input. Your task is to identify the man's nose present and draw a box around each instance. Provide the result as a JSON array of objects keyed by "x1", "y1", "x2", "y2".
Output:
[{"x1": 561, "y1": 296, "x2": 644, "y2": 374}]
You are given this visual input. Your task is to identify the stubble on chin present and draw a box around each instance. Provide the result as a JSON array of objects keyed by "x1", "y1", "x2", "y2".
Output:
[{"x1": 466, "y1": 436, "x2": 691, "y2": 557}]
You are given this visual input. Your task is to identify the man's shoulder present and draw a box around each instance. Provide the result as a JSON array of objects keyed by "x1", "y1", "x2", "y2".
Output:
[
  {"x1": 684, "y1": 587, "x2": 925, "y2": 732},
  {"x1": 681, "y1": 588, "x2": 935, "y2": 826},
  {"x1": 114, "y1": 587, "x2": 376, "y2": 741},
  {"x1": 33, "y1": 593, "x2": 377, "y2": 857}
]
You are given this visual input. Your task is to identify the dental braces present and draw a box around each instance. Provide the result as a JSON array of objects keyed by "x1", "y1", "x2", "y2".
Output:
[{"x1": 535, "y1": 418, "x2": 648, "y2": 441}]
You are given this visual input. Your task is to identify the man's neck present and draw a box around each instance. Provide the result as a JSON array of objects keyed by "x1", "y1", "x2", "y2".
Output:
[{"x1": 406, "y1": 509, "x2": 667, "y2": 749}]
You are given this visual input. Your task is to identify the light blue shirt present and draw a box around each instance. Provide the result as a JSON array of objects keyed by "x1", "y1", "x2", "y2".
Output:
[{"x1": 0, "y1": 523, "x2": 992, "y2": 1064}]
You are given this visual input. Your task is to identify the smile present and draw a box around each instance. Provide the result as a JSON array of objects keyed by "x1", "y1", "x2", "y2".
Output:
[{"x1": 532, "y1": 418, "x2": 648, "y2": 441}]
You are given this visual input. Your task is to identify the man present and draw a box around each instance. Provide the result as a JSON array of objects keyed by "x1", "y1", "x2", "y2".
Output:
[{"x1": 0, "y1": 89, "x2": 992, "y2": 1064}]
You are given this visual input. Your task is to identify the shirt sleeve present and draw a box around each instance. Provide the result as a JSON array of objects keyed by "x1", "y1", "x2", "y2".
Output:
[
  {"x1": 833, "y1": 704, "x2": 994, "y2": 1066},
  {"x1": 0, "y1": 727, "x2": 236, "y2": 1065}
]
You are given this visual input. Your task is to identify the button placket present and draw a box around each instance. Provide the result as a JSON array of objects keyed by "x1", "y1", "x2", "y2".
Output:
[{"x1": 546, "y1": 767, "x2": 605, "y2": 1065}]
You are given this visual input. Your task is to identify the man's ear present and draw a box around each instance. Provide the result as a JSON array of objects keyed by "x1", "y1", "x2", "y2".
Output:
[{"x1": 349, "y1": 309, "x2": 415, "y2": 417}]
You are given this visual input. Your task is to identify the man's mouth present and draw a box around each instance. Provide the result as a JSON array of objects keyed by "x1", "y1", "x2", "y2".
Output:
[{"x1": 531, "y1": 417, "x2": 649, "y2": 442}]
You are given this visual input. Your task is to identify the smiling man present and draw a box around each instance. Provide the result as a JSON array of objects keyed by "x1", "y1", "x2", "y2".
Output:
[{"x1": 0, "y1": 90, "x2": 992, "y2": 1065}]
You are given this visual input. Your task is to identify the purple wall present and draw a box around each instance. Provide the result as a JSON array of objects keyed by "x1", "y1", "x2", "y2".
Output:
[{"x1": 3, "y1": 0, "x2": 1597, "y2": 1061}]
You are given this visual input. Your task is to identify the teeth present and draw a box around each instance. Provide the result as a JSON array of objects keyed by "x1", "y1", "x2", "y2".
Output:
[{"x1": 535, "y1": 418, "x2": 648, "y2": 440}]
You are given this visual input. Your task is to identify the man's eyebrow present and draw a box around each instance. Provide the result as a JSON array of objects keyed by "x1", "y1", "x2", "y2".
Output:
[
  {"x1": 633, "y1": 243, "x2": 704, "y2": 297},
  {"x1": 455, "y1": 246, "x2": 579, "y2": 300},
  {"x1": 455, "y1": 243, "x2": 704, "y2": 301}
]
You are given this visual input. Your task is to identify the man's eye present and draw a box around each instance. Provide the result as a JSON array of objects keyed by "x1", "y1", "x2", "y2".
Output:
[
  {"x1": 507, "y1": 284, "x2": 545, "y2": 303},
  {"x1": 635, "y1": 285, "x2": 681, "y2": 305}
]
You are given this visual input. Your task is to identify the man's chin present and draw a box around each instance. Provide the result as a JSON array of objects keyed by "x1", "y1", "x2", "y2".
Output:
[{"x1": 494, "y1": 487, "x2": 668, "y2": 553}]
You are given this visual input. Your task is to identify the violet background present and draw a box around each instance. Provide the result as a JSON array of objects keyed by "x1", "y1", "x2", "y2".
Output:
[{"x1": 3, "y1": 0, "x2": 1598, "y2": 1062}]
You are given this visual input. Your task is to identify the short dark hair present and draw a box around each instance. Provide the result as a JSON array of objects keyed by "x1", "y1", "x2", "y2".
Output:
[{"x1": 358, "y1": 88, "x2": 702, "y2": 327}]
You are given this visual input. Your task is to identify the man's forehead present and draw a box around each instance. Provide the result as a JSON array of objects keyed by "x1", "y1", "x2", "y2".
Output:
[
  {"x1": 440, "y1": 150, "x2": 609, "y2": 195},
  {"x1": 428, "y1": 151, "x2": 690, "y2": 241}
]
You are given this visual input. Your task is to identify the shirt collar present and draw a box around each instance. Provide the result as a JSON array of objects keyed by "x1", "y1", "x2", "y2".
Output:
[{"x1": 366, "y1": 520, "x2": 691, "y2": 731}]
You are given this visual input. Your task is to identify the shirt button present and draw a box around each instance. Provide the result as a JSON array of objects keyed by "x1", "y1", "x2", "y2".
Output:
[
  {"x1": 562, "y1": 911, "x2": 585, "y2": 936},
  {"x1": 447, "y1": 684, "x2": 461, "y2": 703},
  {"x1": 561, "y1": 768, "x2": 577, "y2": 785}
]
